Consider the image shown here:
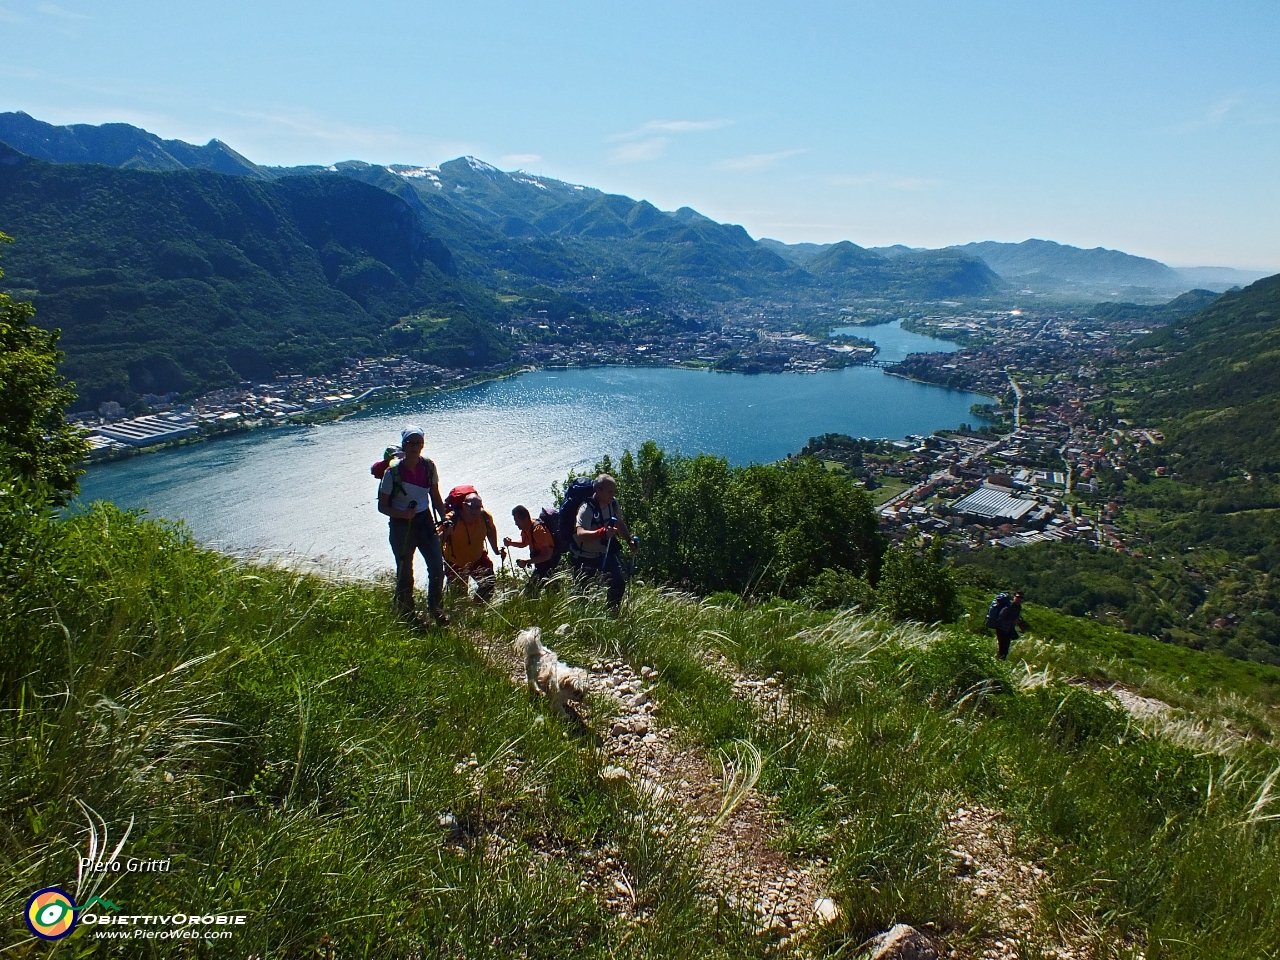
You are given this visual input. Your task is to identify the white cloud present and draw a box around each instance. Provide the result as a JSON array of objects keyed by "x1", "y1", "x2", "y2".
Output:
[
  {"x1": 716, "y1": 149, "x2": 806, "y2": 172},
  {"x1": 636, "y1": 118, "x2": 731, "y2": 134},
  {"x1": 1168, "y1": 96, "x2": 1240, "y2": 134},
  {"x1": 501, "y1": 153, "x2": 541, "y2": 166},
  {"x1": 609, "y1": 118, "x2": 731, "y2": 142},
  {"x1": 37, "y1": 3, "x2": 91, "y2": 19},
  {"x1": 826, "y1": 173, "x2": 940, "y2": 190},
  {"x1": 888, "y1": 177, "x2": 940, "y2": 190},
  {"x1": 203, "y1": 106, "x2": 474, "y2": 166},
  {"x1": 609, "y1": 137, "x2": 669, "y2": 164},
  {"x1": 603, "y1": 118, "x2": 731, "y2": 164},
  {"x1": 221, "y1": 107, "x2": 396, "y2": 145}
]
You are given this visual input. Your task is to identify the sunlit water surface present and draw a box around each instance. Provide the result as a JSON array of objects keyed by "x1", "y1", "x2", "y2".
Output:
[{"x1": 79, "y1": 322, "x2": 975, "y2": 574}]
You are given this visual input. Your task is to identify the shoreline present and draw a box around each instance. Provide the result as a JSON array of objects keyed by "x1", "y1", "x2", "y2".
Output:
[
  {"x1": 82, "y1": 347, "x2": 991, "y2": 471},
  {"x1": 82, "y1": 363, "x2": 531, "y2": 467}
]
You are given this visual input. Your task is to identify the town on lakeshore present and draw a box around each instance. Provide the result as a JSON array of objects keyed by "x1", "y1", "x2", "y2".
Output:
[{"x1": 75, "y1": 298, "x2": 1165, "y2": 561}]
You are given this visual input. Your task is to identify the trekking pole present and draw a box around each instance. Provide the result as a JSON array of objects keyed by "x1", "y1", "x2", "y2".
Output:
[
  {"x1": 401, "y1": 500, "x2": 418, "y2": 554},
  {"x1": 599, "y1": 507, "x2": 617, "y2": 571},
  {"x1": 439, "y1": 553, "x2": 519, "y2": 631}
]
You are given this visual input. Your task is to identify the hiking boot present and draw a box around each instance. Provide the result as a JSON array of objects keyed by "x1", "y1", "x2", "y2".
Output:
[
  {"x1": 398, "y1": 610, "x2": 430, "y2": 633},
  {"x1": 430, "y1": 607, "x2": 450, "y2": 626}
]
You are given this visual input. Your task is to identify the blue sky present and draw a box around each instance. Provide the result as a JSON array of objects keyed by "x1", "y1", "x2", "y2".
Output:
[{"x1": 1, "y1": 0, "x2": 1277, "y2": 269}]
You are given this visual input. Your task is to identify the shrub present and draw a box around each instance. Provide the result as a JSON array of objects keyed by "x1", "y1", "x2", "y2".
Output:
[
  {"x1": 901, "y1": 634, "x2": 1010, "y2": 706},
  {"x1": 802, "y1": 567, "x2": 876, "y2": 611},
  {"x1": 876, "y1": 540, "x2": 960, "y2": 623},
  {"x1": 590, "y1": 441, "x2": 884, "y2": 599}
]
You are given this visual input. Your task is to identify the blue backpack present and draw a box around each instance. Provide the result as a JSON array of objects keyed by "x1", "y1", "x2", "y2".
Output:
[
  {"x1": 540, "y1": 477, "x2": 597, "y2": 564},
  {"x1": 985, "y1": 593, "x2": 1012, "y2": 629}
]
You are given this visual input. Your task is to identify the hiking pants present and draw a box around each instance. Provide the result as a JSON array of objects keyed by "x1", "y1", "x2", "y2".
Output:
[
  {"x1": 573, "y1": 550, "x2": 626, "y2": 611},
  {"x1": 996, "y1": 628, "x2": 1016, "y2": 661},
  {"x1": 389, "y1": 513, "x2": 444, "y2": 614},
  {"x1": 448, "y1": 556, "x2": 496, "y2": 601}
]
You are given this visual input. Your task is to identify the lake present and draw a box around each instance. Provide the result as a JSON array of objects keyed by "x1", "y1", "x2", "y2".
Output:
[
  {"x1": 79, "y1": 323, "x2": 976, "y2": 573},
  {"x1": 831, "y1": 319, "x2": 959, "y2": 363}
]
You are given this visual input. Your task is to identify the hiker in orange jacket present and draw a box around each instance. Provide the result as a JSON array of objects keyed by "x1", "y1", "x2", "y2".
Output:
[
  {"x1": 441, "y1": 490, "x2": 504, "y2": 600},
  {"x1": 505, "y1": 505, "x2": 557, "y2": 585}
]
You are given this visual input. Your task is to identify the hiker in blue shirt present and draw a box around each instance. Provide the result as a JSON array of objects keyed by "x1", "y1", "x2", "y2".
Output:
[
  {"x1": 993, "y1": 591, "x2": 1025, "y2": 660},
  {"x1": 378, "y1": 426, "x2": 448, "y2": 626}
]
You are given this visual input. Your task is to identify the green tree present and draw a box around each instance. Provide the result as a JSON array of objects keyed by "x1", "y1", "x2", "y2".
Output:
[
  {"x1": 877, "y1": 539, "x2": 960, "y2": 623},
  {"x1": 0, "y1": 232, "x2": 89, "y2": 502},
  {"x1": 595, "y1": 441, "x2": 884, "y2": 599}
]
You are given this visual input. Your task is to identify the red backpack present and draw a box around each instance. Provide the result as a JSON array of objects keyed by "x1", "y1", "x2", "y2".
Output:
[{"x1": 444, "y1": 485, "x2": 479, "y2": 514}]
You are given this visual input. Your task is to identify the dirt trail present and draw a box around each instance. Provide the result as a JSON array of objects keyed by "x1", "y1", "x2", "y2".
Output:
[{"x1": 470, "y1": 626, "x2": 834, "y2": 948}]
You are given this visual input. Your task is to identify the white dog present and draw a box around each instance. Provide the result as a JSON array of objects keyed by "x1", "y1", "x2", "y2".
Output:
[{"x1": 513, "y1": 627, "x2": 589, "y2": 715}]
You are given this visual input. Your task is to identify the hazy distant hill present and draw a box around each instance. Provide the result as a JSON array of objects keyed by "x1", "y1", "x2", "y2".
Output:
[
  {"x1": 1087, "y1": 288, "x2": 1221, "y2": 326},
  {"x1": 0, "y1": 144, "x2": 507, "y2": 406},
  {"x1": 0, "y1": 110, "x2": 269, "y2": 180},
  {"x1": 954, "y1": 239, "x2": 1179, "y2": 291},
  {"x1": 1174, "y1": 265, "x2": 1271, "y2": 289},
  {"x1": 757, "y1": 238, "x2": 830, "y2": 265},
  {"x1": 764, "y1": 236, "x2": 1266, "y2": 298}
]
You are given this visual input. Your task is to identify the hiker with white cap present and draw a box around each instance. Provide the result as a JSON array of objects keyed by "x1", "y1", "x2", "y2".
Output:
[{"x1": 377, "y1": 425, "x2": 448, "y2": 626}]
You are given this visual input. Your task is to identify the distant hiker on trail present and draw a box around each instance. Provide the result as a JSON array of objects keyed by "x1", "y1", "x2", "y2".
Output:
[
  {"x1": 441, "y1": 488, "x2": 504, "y2": 601},
  {"x1": 571, "y1": 474, "x2": 632, "y2": 614},
  {"x1": 986, "y1": 590, "x2": 1026, "y2": 660},
  {"x1": 378, "y1": 426, "x2": 448, "y2": 627},
  {"x1": 505, "y1": 505, "x2": 556, "y2": 585}
]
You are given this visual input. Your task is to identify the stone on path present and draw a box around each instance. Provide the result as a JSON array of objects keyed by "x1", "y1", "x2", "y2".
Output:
[
  {"x1": 812, "y1": 896, "x2": 840, "y2": 925},
  {"x1": 868, "y1": 924, "x2": 939, "y2": 960}
]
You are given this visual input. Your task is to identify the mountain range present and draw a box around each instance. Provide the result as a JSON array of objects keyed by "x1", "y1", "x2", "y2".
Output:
[
  {"x1": 0, "y1": 110, "x2": 1273, "y2": 405},
  {"x1": 761, "y1": 236, "x2": 1269, "y2": 296},
  {"x1": 6, "y1": 111, "x2": 1261, "y2": 298}
]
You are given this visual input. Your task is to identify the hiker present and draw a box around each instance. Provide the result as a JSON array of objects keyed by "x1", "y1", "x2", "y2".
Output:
[
  {"x1": 505, "y1": 505, "x2": 557, "y2": 585},
  {"x1": 990, "y1": 590, "x2": 1026, "y2": 660},
  {"x1": 441, "y1": 489, "x2": 504, "y2": 601},
  {"x1": 377, "y1": 426, "x2": 448, "y2": 626},
  {"x1": 571, "y1": 474, "x2": 632, "y2": 613}
]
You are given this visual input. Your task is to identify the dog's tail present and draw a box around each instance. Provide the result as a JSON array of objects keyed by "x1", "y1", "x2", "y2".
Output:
[{"x1": 513, "y1": 626, "x2": 543, "y2": 659}]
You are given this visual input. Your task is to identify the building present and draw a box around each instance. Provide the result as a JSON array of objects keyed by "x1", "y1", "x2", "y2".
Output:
[
  {"x1": 951, "y1": 482, "x2": 1038, "y2": 523},
  {"x1": 93, "y1": 415, "x2": 199, "y2": 447}
]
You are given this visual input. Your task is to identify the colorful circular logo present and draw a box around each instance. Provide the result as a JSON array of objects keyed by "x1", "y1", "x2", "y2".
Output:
[{"x1": 25, "y1": 887, "x2": 77, "y2": 940}]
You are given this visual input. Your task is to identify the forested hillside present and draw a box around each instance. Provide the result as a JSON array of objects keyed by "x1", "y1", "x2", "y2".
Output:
[
  {"x1": 0, "y1": 145, "x2": 509, "y2": 405},
  {"x1": 0, "y1": 109, "x2": 269, "y2": 178},
  {"x1": 1, "y1": 113, "x2": 1009, "y2": 321},
  {"x1": 1132, "y1": 274, "x2": 1280, "y2": 475},
  {"x1": 959, "y1": 274, "x2": 1280, "y2": 664}
]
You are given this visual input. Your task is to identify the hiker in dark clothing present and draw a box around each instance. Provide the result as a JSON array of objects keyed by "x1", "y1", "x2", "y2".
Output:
[
  {"x1": 378, "y1": 426, "x2": 448, "y2": 626},
  {"x1": 993, "y1": 590, "x2": 1026, "y2": 660},
  {"x1": 572, "y1": 474, "x2": 631, "y2": 613}
]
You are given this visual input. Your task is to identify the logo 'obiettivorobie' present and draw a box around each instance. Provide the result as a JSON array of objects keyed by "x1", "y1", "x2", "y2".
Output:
[{"x1": 25, "y1": 887, "x2": 77, "y2": 940}]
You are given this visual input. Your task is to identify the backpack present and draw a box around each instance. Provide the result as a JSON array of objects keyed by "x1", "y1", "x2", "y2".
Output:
[
  {"x1": 444, "y1": 484, "x2": 479, "y2": 514},
  {"x1": 985, "y1": 593, "x2": 1012, "y2": 629},
  {"x1": 545, "y1": 477, "x2": 597, "y2": 560},
  {"x1": 370, "y1": 446, "x2": 399, "y2": 481}
]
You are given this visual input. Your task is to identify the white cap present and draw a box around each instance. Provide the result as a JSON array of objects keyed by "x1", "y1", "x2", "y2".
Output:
[{"x1": 401, "y1": 425, "x2": 425, "y2": 443}]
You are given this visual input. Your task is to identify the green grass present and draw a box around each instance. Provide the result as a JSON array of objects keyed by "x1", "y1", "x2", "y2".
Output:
[
  {"x1": 871, "y1": 478, "x2": 911, "y2": 506},
  {"x1": 0, "y1": 507, "x2": 771, "y2": 958},
  {"x1": 4, "y1": 508, "x2": 1280, "y2": 958},
  {"x1": 474, "y1": 582, "x2": 1280, "y2": 959},
  {"x1": 956, "y1": 587, "x2": 1280, "y2": 732}
]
